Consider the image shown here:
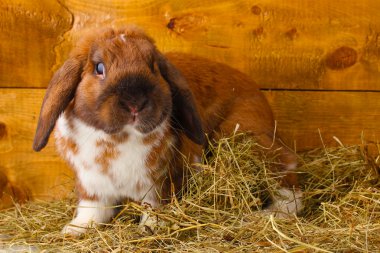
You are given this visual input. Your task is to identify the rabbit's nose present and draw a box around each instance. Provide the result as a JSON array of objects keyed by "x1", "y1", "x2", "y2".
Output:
[
  {"x1": 122, "y1": 98, "x2": 148, "y2": 115},
  {"x1": 129, "y1": 105, "x2": 138, "y2": 116}
]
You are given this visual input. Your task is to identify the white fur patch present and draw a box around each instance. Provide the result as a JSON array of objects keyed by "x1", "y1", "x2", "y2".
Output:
[
  {"x1": 56, "y1": 114, "x2": 172, "y2": 235},
  {"x1": 120, "y1": 34, "x2": 126, "y2": 42},
  {"x1": 268, "y1": 188, "x2": 303, "y2": 218},
  {"x1": 62, "y1": 199, "x2": 115, "y2": 235},
  {"x1": 56, "y1": 115, "x2": 169, "y2": 203},
  {"x1": 286, "y1": 162, "x2": 298, "y2": 171}
]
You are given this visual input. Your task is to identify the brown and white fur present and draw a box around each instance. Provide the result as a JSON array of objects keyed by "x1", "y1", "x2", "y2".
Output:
[{"x1": 33, "y1": 25, "x2": 302, "y2": 236}]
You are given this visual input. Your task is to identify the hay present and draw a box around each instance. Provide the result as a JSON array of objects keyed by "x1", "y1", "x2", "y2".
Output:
[{"x1": 0, "y1": 133, "x2": 379, "y2": 252}]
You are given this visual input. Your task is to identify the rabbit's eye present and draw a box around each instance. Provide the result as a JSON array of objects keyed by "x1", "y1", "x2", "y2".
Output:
[{"x1": 95, "y1": 62, "x2": 105, "y2": 78}]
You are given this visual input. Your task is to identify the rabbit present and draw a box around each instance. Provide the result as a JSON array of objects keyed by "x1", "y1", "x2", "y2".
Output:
[{"x1": 33, "y1": 25, "x2": 302, "y2": 236}]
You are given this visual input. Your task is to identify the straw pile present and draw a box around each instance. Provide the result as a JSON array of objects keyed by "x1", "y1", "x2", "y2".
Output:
[{"x1": 0, "y1": 133, "x2": 379, "y2": 252}]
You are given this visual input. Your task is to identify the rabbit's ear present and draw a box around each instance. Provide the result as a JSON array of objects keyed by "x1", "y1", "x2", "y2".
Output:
[
  {"x1": 33, "y1": 58, "x2": 82, "y2": 151},
  {"x1": 156, "y1": 53, "x2": 205, "y2": 145}
]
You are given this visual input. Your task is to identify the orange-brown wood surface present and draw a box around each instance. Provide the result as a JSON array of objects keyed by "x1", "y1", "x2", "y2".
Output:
[
  {"x1": 265, "y1": 91, "x2": 380, "y2": 150},
  {"x1": 0, "y1": 89, "x2": 74, "y2": 207},
  {"x1": 2, "y1": 0, "x2": 380, "y2": 90},
  {"x1": 0, "y1": 0, "x2": 379, "y2": 206}
]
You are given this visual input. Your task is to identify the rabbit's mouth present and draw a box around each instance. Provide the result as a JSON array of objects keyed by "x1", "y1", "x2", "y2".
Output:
[
  {"x1": 96, "y1": 101, "x2": 170, "y2": 136},
  {"x1": 134, "y1": 106, "x2": 171, "y2": 135}
]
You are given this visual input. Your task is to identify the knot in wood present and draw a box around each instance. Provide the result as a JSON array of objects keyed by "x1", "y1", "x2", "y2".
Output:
[
  {"x1": 251, "y1": 5, "x2": 262, "y2": 15},
  {"x1": 285, "y1": 28, "x2": 297, "y2": 40},
  {"x1": 326, "y1": 46, "x2": 358, "y2": 70},
  {"x1": 0, "y1": 122, "x2": 7, "y2": 140}
]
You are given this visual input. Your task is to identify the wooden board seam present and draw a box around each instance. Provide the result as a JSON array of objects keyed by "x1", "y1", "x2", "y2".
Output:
[{"x1": 261, "y1": 89, "x2": 380, "y2": 93}]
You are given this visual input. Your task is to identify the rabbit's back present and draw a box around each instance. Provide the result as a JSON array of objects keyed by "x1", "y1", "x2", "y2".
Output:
[{"x1": 166, "y1": 52, "x2": 275, "y2": 137}]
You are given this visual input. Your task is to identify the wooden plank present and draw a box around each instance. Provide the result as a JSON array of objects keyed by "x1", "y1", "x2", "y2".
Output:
[
  {"x1": 0, "y1": 88, "x2": 379, "y2": 206},
  {"x1": 264, "y1": 90, "x2": 380, "y2": 151},
  {"x1": 0, "y1": 89, "x2": 73, "y2": 207},
  {"x1": 0, "y1": 0, "x2": 72, "y2": 88},
  {"x1": 1, "y1": 0, "x2": 380, "y2": 91}
]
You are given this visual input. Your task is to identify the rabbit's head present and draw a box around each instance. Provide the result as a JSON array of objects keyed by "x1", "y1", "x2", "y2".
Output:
[{"x1": 33, "y1": 26, "x2": 204, "y2": 151}]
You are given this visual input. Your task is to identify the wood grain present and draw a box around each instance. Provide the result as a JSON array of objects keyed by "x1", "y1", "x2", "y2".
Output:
[
  {"x1": 1, "y1": 0, "x2": 380, "y2": 90},
  {"x1": 0, "y1": 89, "x2": 73, "y2": 208},
  {"x1": 0, "y1": 0, "x2": 72, "y2": 88},
  {"x1": 264, "y1": 90, "x2": 380, "y2": 150},
  {"x1": 1, "y1": 0, "x2": 380, "y2": 205},
  {"x1": 1, "y1": 88, "x2": 379, "y2": 205}
]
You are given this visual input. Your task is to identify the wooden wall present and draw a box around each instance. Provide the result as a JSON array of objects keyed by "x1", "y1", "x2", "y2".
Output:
[{"x1": 1, "y1": 0, "x2": 380, "y2": 206}]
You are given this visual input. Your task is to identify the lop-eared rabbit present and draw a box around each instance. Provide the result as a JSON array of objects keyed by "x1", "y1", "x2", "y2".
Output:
[{"x1": 33, "y1": 25, "x2": 302, "y2": 236}]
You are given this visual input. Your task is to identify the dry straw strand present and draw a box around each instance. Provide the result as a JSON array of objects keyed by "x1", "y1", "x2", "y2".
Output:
[{"x1": 0, "y1": 133, "x2": 379, "y2": 252}]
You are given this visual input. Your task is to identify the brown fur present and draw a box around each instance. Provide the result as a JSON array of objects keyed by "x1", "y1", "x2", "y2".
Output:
[
  {"x1": 145, "y1": 136, "x2": 172, "y2": 172},
  {"x1": 145, "y1": 128, "x2": 176, "y2": 202},
  {"x1": 34, "y1": 25, "x2": 298, "y2": 210},
  {"x1": 166, "y1": 54, "x2": 274, "y2": 137},
  {"x1": 95, "y1": 140, "x2": 120, "y2": 173},
  {"x1": 165, "y1": 54, "x2": 298, "y2": 188},
  {"x1": 64, "y1": 103, "x2": 76, "y2": 132},
  {"x1": 110, "y1": 132, "x2": 129, "y2": 143},
  {"x1": 71, "y1": 28, "x2": 173, "y2": 136},
  {"x1": 55, "y1": 125, "x2": 78, "y2": 156},
  {"x1": 142, "y1": 131, "x2": 160, "y2": 145},
  {"x1": 33, "y1": 26, "x2": 173, "y2": 151},
  {"x1": 66, "y1": 138, "x2": 78, "y2": 155}
]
